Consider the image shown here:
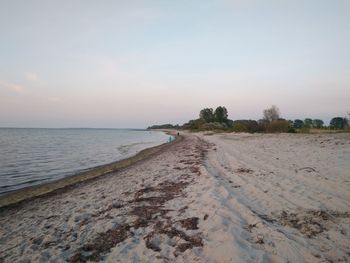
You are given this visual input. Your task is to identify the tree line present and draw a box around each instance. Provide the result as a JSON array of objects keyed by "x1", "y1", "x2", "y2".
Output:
[{"x1": 148, "y1": 106, "x2": 349, "y2": 133}]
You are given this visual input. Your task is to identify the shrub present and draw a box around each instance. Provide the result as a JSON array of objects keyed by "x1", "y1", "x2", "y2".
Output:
[
  {"x1": 258, "y1": 119, "x2": 269, "y2": 132},
  {"x1": 299, "y1": 127, "x2": 310, "y2": 133},
  {"x1": 232, "y1": 120, "x2": 259, "y2": 133},
  {"x1": 201, "y1": 122, "x2": 228, "y2": 131},
  {"x1": 231, "y1": 123, "x2": 248, "y2": 132},
  {"x1": 182, "y1": 119, "x2": 206, "y2": 130},
  {"x1": 266, "y1": 120, "x2": 289, "y2": 133}
]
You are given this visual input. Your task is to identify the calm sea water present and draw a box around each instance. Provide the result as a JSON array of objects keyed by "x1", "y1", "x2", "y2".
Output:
[{"x1": 0, "y1": 128, "x2": 170, "y2": 195}]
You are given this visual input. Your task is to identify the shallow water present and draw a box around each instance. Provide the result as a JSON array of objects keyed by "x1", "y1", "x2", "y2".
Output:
[{"x1": 0, "y1": 128, "x2": 170, "y2": 195}]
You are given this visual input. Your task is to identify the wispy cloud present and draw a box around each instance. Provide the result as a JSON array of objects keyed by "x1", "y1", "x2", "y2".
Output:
[
  {"x1": 25, "y1": 72, "x2": 40, "y2": 82},
  {"x1": 0, "y1": 81, "x2": 25, "y2": 93}
]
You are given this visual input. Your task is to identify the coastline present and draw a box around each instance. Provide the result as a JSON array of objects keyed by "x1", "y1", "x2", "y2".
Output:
[
  {"x1": 0, "y1": 131, "x2": 211, "y2": 263},
  {"x1": 0, "y1": 131, "x2": 182, "y2": 208},
  {"x1": 0, "y1": 132, "x2": 349, "y2": 262}
]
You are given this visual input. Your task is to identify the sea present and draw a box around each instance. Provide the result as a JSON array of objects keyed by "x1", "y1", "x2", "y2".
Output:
[{"x1": 0, "y1": 128, "x2": 171, "y2": 195}]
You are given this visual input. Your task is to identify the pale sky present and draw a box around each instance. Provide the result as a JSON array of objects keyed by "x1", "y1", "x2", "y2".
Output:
[{"x1": 0, "y1": 0, "x2": 349, "y2": 128}]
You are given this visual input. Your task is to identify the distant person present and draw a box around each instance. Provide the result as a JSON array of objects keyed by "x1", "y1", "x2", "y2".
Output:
[{"x1": 177, "y1": 132, "x2": 179, "y2": 136}]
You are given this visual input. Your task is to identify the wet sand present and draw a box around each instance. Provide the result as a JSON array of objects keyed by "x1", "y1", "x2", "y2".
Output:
[{"x1": 0, "y1": 132, "x2": 349, "y2": 262}]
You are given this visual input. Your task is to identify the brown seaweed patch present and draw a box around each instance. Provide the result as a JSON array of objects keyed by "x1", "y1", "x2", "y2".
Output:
[
  {"x1": 298, "y1": 167, "x2": 318, "y2": 173},
  {"x1": 235, "y1": 168, "x2": 254, "y2": 174},
  {"x1": 131, "y1": 205, "x2": 171, "y2": 224},
  {"x1": 160, "y1": 226, "x2": 203, "y2": 255},
  {"x1": 69, "y1": 224, "x2": 131, "y2": 262},
  {"x1": 277, "y1": 210, "x2": 350, "y2": 238},
  {"x1": 189, "y1": 166, "x2": 201, "y2": 175},
  {"x1": 178, "y1": 205, "x2": 188, "y2": 214},
  {"x1": 67, "y1": 137, "x2": 211, "y2": 261},
  {"x1": 178, "y1": 217, "x2": 199, "y2": 230},
  {"x1": 244, "y1": 223, "x2": 258, "y2": 233},
  {"x1": 70, "y1": 179, "x2": 191, "y2": 261},
  {"x1": 134, "y1": 187, "x2": 156, "y2": 199},
  {"x1": 131, "y1": 196, "x2": 170, "y2": 205},
  {"x1": 143, "y1": 221, "x2": 203, "y2": 255},
  {"x1": 92, "y1": 201, "x2": 125, "y2": 217}
]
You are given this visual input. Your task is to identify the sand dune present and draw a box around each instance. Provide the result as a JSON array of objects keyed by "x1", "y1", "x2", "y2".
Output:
[{"x1": 0, "y1": 132, "x2": 349, "y2": 262}]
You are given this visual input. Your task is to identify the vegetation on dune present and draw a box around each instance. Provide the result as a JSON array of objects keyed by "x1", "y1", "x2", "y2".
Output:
[
  {"x1": 147, "y1": 124, "x2": 180, "y2": 130},
  {"x1": 182, "y1": 106, "x2": 232, "y2": 131},
  {"x1": 312, "y1": 119, "x2": 324, "y2": 129},
  {"x1": 148, "y1": 106, "x2": 349, "y2": 134},
  {"x1": 330, "y1": 117, "x2": 348, "y2": 130},
  {"x1": 232, "y1": 120, "x2": 259, "y2": 133}
]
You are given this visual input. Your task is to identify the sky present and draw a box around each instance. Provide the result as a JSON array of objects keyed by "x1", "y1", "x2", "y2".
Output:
[{"x1": 0, "y1": 0, "x2": 349, "y2": 128}]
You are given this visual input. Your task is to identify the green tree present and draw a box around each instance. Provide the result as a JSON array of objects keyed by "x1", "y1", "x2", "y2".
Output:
[
  {"x1": 199, "y1": 108, "x2": 214, "y2": 123},
  {"x1": 330, "y1": 117, "x2": 348, "y2": 129},
  {"x1": 312, "y1": 119, "x2": 324, "y2": 129},
  {"x1": 214, "y1": 106, "x2": 228, "y2": 123},
  {"x1": 293, "y1": 119, "x2": 304, "y2": 129},
  {"x1": 304, "y1": 118, "x2": 313, "y2": 128}
]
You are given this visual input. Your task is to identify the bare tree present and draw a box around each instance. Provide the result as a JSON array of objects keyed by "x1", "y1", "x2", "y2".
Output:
[{"x1": 263, "y1": 105, "x2": 280, "y2": 122}]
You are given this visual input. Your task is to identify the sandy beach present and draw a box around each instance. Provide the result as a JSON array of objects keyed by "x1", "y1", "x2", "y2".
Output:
[{"x1": 0, "y1": 132, "x2": 349, "y2": 262}]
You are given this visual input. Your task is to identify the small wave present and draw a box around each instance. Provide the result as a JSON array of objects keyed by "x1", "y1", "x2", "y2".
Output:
[
  {"x1": 0, "y1": 129, "x2": 169, "y2": 195},
  {"x1": 0, "y1": 178, "x2": 44, "y2": 191}
]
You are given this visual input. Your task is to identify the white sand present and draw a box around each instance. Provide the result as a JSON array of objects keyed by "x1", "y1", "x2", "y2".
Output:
[
  {"x1": 198, "y1": 132, "x2": 350, "y2": 263},
  {"x1": 0, "y1": 132, "x2": 349, "y2": 262}
]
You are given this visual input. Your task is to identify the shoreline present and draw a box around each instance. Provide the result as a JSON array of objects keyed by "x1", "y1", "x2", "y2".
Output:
[
  {"x1": 0, "y1": 131, "x2": 182, "y2": 208},
  {"x1": 0, "y1": 132, "x2": 348, "y2": 262},
  {"x1": 0, "y1": 131, "x2": 210, "y2": 263}
]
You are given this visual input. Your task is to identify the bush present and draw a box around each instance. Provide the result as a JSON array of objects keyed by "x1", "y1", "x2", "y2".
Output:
[
  {"x1": 231, "y1": 123, "x2": 248, "y2": 132},
  {"x1": 258, "y1": 119, "x2": 269, "y2": 132},
  {"x1": 201, "y1": 122, "x2": 228, "y2": 131},
  {"x1": 182, "y1": 119, "x2": 206, "y2": 130},
  {"x1": 266, "y1": 120, "x2": 289, "y2": 133},
  {"x1": 288, "y1": 127, "x2": 297, "y2": 133},
  {"x1": 299, "y1": 127, "x2": 310, "y2": 133},
  {"x1": 231, "y1": 120, "x2": 259, "y2": 133}
]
